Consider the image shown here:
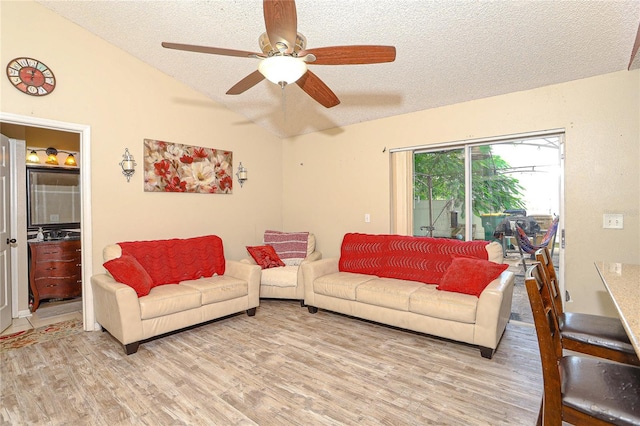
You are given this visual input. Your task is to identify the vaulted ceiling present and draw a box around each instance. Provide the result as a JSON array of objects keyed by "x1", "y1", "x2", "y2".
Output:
[{"x1": 37, "y1": 1, "x2": 640, "y2": 138}]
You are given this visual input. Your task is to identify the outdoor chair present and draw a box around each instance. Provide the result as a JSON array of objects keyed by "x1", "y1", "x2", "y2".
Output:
[
  {"x1": 525, "y1": 263, "x2": 640, "y2": 425},
  {"x1": 535, "y1": 247, "x2": 639, "y2": 366},
  {"x1": 514, "y1": 216, "x2": 559, "y2": 272}
]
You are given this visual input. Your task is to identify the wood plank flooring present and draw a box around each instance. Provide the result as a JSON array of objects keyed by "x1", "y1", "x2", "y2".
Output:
[{"x1": 1, "y1": 299, "x2": 542, "y2": 425}]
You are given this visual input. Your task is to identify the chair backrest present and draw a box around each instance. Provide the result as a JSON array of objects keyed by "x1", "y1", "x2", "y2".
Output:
[
  {"x1": 525, "y1": 263, "x2": 564, "y2": 424},
  {"x1": 535, "y1": 247, "x2": 563, "y2": 315}
]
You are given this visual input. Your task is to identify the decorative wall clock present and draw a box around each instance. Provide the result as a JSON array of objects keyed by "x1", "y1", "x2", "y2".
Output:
[{"x1": 6, "y1": 57, "x2": 56, "y2": 96}]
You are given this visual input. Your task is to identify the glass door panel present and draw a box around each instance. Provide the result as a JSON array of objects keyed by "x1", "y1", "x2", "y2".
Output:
[{"x1": 413, "y1": 148, "x2": 465, "y2": 239}]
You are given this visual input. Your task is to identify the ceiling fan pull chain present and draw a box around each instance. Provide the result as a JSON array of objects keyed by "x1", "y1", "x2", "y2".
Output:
[{"x1": 281, "y1": 83, "x2": 287, "y2": 120}]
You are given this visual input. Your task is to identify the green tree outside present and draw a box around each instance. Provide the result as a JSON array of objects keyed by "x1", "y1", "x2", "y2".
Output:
[{"x1": 414, "y1": 146, "x2": 525, "y2": 217}]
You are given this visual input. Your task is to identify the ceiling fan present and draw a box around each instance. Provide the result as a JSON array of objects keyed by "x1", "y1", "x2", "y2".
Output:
[{"x1": 162, "y1": 0, "x2": 396, "y2": 108}]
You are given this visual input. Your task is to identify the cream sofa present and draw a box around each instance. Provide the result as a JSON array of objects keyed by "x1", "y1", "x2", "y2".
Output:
[
  {"x1": 302, "y1": 233, "x2": 515, "y2": 358},
  {"x1": 91, "y1": 235, "x2": 260, "y2": 354}
]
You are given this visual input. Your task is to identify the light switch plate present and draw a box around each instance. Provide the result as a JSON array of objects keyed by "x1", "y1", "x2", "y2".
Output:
[{"x1": 603, "y1": 214, "x2": 623, "y2": 229}]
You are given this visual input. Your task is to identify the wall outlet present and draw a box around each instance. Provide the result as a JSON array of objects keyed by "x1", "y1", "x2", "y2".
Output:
[
  {"x1": 364, "y1": 213, "x2": 370, "y2": 223},
  {"x1": 608, "y1": 262, "x2": 623, "y2": 275},
  {"x1": 603, "y1": 214, "x2": 623, "y2": 229},
  {"x1": 50, "y1": 214, "x2": 60, "y2": 222}
]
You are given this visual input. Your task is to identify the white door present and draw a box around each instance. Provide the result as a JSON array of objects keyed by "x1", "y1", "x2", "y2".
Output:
[{"x1": 0, "y1": 135, "x2": 12, "y2": 333}]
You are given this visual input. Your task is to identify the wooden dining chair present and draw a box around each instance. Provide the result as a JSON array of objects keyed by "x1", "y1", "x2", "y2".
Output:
[
  {"x1": 535, "y1": 247, "x2": 640, "y2": 366},
  {"x1": 525, "y1": 263, "x2": 640, "y2": 425}
]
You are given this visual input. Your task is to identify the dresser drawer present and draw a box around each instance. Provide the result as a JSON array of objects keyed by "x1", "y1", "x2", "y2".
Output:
[
  {"x1": 34, "y1": 278, "x2": 82, "y2": 300},
  {"x1": 32, "y1": 240, "x2": 81, "y2": 261},
  {"x1": 34, "y1": 260, "x2": 81, "y2": 278}
]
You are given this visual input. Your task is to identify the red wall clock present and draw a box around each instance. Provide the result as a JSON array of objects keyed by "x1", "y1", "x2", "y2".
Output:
[{"x1": 6, "y1": 57, "x2": 56, "y2": 96}]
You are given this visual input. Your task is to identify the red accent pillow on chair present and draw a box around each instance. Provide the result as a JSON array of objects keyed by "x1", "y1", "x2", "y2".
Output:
[{"x1": 246, "y1": 245, "x2": 285, "y2": 269}]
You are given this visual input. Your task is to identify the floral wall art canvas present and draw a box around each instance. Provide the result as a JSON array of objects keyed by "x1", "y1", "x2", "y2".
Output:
[{"x1": 143, "y1": 139, "x2": 233, "y2": 194}]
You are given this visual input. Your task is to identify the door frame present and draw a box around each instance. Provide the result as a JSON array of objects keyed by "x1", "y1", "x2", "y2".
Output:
[{"x1": 0, "y1": 112, "x2": 95, "y2": 331}]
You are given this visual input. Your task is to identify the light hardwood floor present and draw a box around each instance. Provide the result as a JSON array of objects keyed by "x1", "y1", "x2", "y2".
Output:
[{"x1": 1, "y1": 299, "x2": 542, "y2": 425}]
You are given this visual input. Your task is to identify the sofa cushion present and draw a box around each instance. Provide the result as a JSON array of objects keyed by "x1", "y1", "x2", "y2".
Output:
[
  {"x1": 103, "y1": 254, "x2": 153, "y2": 297},
  {"x1": 260, "y1": 265, "x2": 299, "y2": 288},
  {"x1": 409, "y1": 286, "x2": 478, "y2": 323},
  {"x1": 356, "y1": 278, "x2": 424, "y2": 311},
  {"x1": 313, "y1": 272, "x2": 376, "y2": 301},
  {"x1": 485, "y1": 241, "x2": 503, "y2": 264},
  {"x1": 180, "y1": 275, "x2": 248, "y2": 305},
  {"x1": 264, "y1": 230, "x2": 310, "y2": 266},
  {"x1": 437, "y1": 257, "x2": 508, "y2": 297},
  {"x1": 119, "y1": 235, "x2": 226, "y2": 287},
  {"x1": 138, "y1": 284, "x2": 202, "y2": 320},
  {"x1": 246, "y1": 245, "x2": 285, "y2": 269}
]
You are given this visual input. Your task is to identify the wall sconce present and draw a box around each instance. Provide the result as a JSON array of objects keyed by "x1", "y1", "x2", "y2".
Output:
[
  {"x1": 119, "y1": 148, "x2": 136, "y2": 183},
  {"x1": 26, "y1": 147, "x2": 78, "y2": 167},
  {"x1": 236, "y1": 162, "x2": 248, "y2": 187}
]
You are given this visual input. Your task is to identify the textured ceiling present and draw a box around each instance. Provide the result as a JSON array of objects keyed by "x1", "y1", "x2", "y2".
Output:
[{"x1": 37, "y1": 0, "x2": 640, "y2": 139}]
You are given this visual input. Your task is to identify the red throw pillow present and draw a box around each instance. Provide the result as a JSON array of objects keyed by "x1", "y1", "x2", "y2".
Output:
[
  {"x1": 103, "y1": 254, "x2": 153, "y2": 297},
  {"x1": 437, "y1": 257, "x2": 508, "y2": 297},
  {"x1": 247, "y1": 245, "x2": 285, "y2": 269}
]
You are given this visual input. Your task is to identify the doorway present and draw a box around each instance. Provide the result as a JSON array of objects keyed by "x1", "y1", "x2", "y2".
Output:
[{"x1": 0, "y1": 112, "x2": 94, "y2": 332}]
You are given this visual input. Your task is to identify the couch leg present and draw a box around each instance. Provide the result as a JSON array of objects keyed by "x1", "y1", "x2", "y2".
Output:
[
  {"x1": 300, "y1": 300, "x2": 306, "y2": 308},
  {"x1": 246, "y1": 307, "x2": 257, "y2": 316},
  {"x1": 307, "y1": 306, "x2": 318, "y2": 314},
  {"x1": 479, "y1": 346, "x2": 494, "y2": 359},
  {"x1": 124, "y1": 342, "x2": 140, "y2": 355}
]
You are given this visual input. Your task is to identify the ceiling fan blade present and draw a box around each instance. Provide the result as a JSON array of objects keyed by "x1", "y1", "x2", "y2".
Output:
[
  {"x1": 263, "y1": 0, "x2": 297, "y2": 54},
  {"x1": 300, "y1": 46, "x2": 396, "y2": 65},
  {"x1": 162, "y1": 42, "x2": 261, "y2": 59},
  {"x1": 226, "y1": 70, "x2": 266, "y2": 95},
  {"x1": 629, "y1": 22, "x2": 640, "y2": 70},
  {"x1": 296, "y1": 70, "x2": 340, "y2": 108}
]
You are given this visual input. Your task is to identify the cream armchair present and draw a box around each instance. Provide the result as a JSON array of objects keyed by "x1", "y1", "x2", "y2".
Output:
[{"x1": 243, "y1": 233, "x2": 321, "y2": 304}]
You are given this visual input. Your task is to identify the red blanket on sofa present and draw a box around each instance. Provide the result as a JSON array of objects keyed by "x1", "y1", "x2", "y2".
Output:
[
  {"x1": 119, "y1": 235, "x2": 226, "y2": 286},
  {"x1": 339, "y1": 233, "x2": 489, "y2": 285}
]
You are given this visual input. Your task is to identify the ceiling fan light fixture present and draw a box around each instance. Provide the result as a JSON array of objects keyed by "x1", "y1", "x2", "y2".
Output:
[{"x1": 258, "y1": 56, "x2": 307, "y2": 86}]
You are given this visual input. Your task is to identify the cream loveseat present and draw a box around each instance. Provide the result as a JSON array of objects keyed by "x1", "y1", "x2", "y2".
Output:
[
  {"x1": 91, "y1": 235, "x2": 260, "y2": 354},
  {"x1": 302, "y1": 233, "x2": 515, "y2": 358}
]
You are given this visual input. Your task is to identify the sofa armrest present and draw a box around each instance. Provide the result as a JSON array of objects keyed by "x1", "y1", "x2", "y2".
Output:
[
  {"x1": 302, "y1": 251, "x2": 322, "y2": 264},
  {"x1": 225, "y1": 260, "x2": 261, "y2": 308},
  {"x1": 302, "y1": 257, "x2": 339, "y2": 305},
  {"x1": 296, "y1": 251, "x2": 322, "y2": 288},
  {"x1": 474, "y1": 270, "x2": 515, "y2": 349},
  {"x1": 90, "y1": 273, "x2": 144, "y2": 345}
]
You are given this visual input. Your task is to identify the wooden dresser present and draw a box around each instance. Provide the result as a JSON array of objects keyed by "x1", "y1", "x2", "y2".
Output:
[{"x1": 28, "y1": 239, "x2": 82, "y2": 312}]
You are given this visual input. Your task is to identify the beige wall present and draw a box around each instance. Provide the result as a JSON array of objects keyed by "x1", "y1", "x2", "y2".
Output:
[
  {"x1": 283, "y1": 70, "x2": 640, "y2": 316},
  {"x1": 1, "y1": 1, "x2": 284, "y2": 313}
]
